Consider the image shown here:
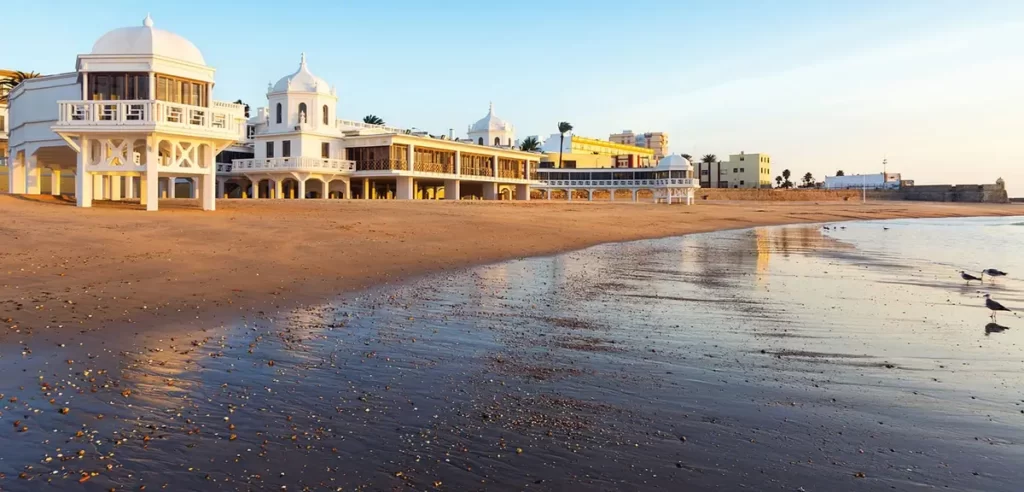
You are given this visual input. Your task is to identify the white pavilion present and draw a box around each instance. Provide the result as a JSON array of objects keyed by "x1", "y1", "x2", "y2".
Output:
[
  {"x1": 467, "y1": 103, "x2": 516, "y2": 148},
  {"x1": 533, "y1": 154, "x2": 699, "y2": 204}
]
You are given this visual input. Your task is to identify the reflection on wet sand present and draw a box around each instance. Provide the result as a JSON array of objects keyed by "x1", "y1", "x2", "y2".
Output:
[{"x1": 2, "y1": 217, "x2": 1023, "y2": 490}]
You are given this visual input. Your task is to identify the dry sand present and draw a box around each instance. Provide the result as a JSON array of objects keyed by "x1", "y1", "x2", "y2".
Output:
[{"x1": 0, "y1": 195, "x2": 1019, "y2": 340}]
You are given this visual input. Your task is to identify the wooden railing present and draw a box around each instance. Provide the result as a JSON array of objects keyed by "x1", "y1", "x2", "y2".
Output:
[
  {"x1": 414, "y1": 161, "x2": 455, "y2": 174},
  {"x1": 355, "y1": 158, "x2": 408, "y2": 171},
  {"x1": 537, "y1": 178, "x2": 697, "y2": 188}
]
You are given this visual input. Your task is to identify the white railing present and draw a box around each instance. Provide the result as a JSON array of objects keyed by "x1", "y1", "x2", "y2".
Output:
[
  {"x1": 55, "y1": 100, "x2": 244, "y2": 136},
  {"x1": 227, "y1": 157, "x2": 356, "y2": 174},
  {"x1": 537, "y1": 177, "x2": 697, "y2": 188},
  {"x1": 336, "y1": 119, "x2": 408, "y2": 134}
]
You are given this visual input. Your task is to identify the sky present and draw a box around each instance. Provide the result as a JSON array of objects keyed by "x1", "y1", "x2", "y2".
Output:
[{"x1": 6, "y1": 0, "x2": 1024, "y2": 195}]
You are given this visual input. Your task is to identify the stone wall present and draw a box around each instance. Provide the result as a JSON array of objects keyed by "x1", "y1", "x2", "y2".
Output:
[
  {"x1": 698, "y1": 189, "x2": 865, "y2": 201},
  {"x1": 900, "y1": 184, "x2": 1008, "y2": 203}
]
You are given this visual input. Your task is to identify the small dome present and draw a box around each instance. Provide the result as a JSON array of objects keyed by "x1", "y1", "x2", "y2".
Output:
[
  {"x1": 272, "y1": 53, "x2": 332, "y2": 94},
  {"x1": 657, "y1": 154, "x2": 693, "y2": 171},
  {"x1": 91, "y1": 15, "x2": 206, "y2": 66},
  {"x1": 470, "y1": 103, "x2": 512, "y2": 133}
]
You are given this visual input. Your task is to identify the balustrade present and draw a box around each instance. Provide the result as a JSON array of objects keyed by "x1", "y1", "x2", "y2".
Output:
[
  {"x1": 229, "y1": 157, "x2": 356, "y2": 173},
  {"x1": 56, "y1": 100, "x2": 244, "y2": 136}
]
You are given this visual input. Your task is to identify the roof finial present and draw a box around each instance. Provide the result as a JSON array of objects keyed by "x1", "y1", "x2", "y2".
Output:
[
  {"x1": 143, "y1": 13, "x2": 154, "y2": 28},
  {"x1": 300, "y1": 52, "x2": 306, "y2": 67},
  {"x1": 489, "y1": 101, "x2": 494, "y2": 114}
]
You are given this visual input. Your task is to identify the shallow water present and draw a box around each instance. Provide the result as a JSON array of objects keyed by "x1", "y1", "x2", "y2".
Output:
[{"x1": 2, "y1": 216, "x2": 1023, "y2": 490}]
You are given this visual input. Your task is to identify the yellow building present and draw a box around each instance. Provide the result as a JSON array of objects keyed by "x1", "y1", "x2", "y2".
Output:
[
  {"x1": 540, "y1": 133, "x2": 655, "y2": 169},
  {"x1": 609, "y1": 130, "x2": 669, "y2": 160},
  {"x1": 698, "y1": 152, "x2": 772, "y2": 189}
]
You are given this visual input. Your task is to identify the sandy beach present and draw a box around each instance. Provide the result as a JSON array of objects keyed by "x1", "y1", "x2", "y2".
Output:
[{"x1": 1, "y1": 195, "x2": 1019, "y2": 342}]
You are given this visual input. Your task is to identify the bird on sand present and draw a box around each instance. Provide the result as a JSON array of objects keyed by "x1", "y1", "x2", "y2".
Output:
[
  {"x1": 983, "y1": 294, "x2": 1012, "y2": 321},
  {"x1": 982, "y1": 269, "x2": 1008, "y2": 278},
  {"x1": 961, "y1": 271, "x2": 983, "y2": 285}
]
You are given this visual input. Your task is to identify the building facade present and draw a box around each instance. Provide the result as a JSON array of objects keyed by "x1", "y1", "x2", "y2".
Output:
[
  {"x1": 698, "y1": 152, "x2": 772, "y2": 189},
  {"x1": 824, "y1": 173, "x2": 901, "y2": 190},
  {"x1": 5, "y1": 16, "x2": 542, "y2": 209},
  {"x1": 535, "y1": 154, "x2": 699, "y2": 204},
  {"x1": 539, "y1": 133, "x2": 655, "y2": 169},
  {"x1": 609, "y1": 130, "x2": 669, "y2": 160}
]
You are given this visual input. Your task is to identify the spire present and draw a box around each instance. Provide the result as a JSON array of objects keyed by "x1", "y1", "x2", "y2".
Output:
[
  {"x1": 489, "y1": 101, "x2": 494, "y2": 114},
  {"x1": 300, "y1": 52, "x2": 307, "y2": 68},
  {"x1": 143, "y1": 13, "x2": 154, "y2": 28}
]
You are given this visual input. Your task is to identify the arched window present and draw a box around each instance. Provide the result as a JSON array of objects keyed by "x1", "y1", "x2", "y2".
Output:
[
  {"x1": 298, "y1": 103, "x2": 308, "y2": 123},
  {"x1": 322, "y1": 105, "x2": 329, "y2": 125},
  {"x1": 477, "y1": 137, "x2": 483, "y2": 145},
  {"x1": 275, "y1": 103, "x2": 282, "y2": 124},
  {"x1": 494, "y1": 137, "x2": 501, "y2": 146}
]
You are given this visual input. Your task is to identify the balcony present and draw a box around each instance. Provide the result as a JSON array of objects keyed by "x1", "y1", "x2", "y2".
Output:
[
  {"x1": 537, "y1": 177, "x2": 697, "y2": 188},
  {"x1": 226, "y1": 157, "x2": 356, "y2": 174},
  {"x1": 55, "y1": 100, "x2": 244, "y2": 140}
]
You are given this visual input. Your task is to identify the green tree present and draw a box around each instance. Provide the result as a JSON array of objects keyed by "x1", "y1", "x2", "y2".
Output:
[
  {"x1": 775, "y1": 176, "x2": 783, "y2": 187},
  {"x1": 836, "y1": 170, "x2": 845, "y2": 176},
  {"x1": 519, "y1": 136, "x2": 541, "y2": 152},
  {"x1": 681, "y1": 153, "x2": 692, "y2": 161},
  {"x1": 699, "y1": 154, "x2": 717, "y2": 186},
  {"x1": 556, "y1": 121, "x2": 573, "y2": 168},
  {"x1": 363, "y1": 115, "x2": 385, "y2": 125},
  {"x1": 802, "y1": 172, "x2": 814, "y2": 188},
  {"x1": 0, "y1": 71, "x2": 42, "y2": 102},
  {"x1": 233, "y1": 99, "x2": 250, "y2": 118},
  {"x1": 782, "y1": 169, "x2": 792, "y2": 188}
]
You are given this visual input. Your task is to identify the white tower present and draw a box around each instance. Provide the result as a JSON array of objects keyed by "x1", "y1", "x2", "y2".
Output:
[
  {"x1": 266, "y1": 53, "x2": 338, "y2": 132},
  {"x1": 47, "y1": 14, "x2": 245, "y2": 211},
  {"x1": 467, "y1": 103, "x2": 516, "y2": 148}
]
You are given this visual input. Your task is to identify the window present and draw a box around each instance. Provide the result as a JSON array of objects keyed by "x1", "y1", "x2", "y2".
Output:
[
  {"x1": 740, "y1": 168, "x2": 744, "y2": 173},
  {"x1": 0, "y1": 115, "x2": 4, "y2": 132},
  {"x1": 298, "y1": 103, "x2": 307, "y2": 123},
  {"x1": 322, "y1": 142, "x2": 330, "y2": 158},
  {"x1": 564, "y1": 160, "x2": 577, "y2": 169},
  {"x1": 322, "y1": 105, "x2": 329, "y2": 125},
  {"x1": 246, "y1": 125, "x2": 255, "y2": 140},
  {"x1": 740, "y1": 156, "x2": 745, "y2": 161},
  {"x1": 700, "y1": 169, "x2": 709, "y2": 176},
  {"x1": 89, "y1": 73, "x2": 150, "y2": 101},
  {"x1": 494, "y1": 137, "x2": 501, "y2": 146},
  {"x1": 266, "y1": 142, "x2": 275, "y2": 158},
  {"x1": 477, "y1": 137, "x2": 483, "y2": 145},
  {"x1": 276, "y1": 103, "x2": 282, "y2": 124},
  {"x1": 733, "y1": 168, "x2": 738, "y2": 173},
  {"x1": 740, "y1": 180, "x2": 745, "y2": 185},
  {"x1": 282, "y1": 140, "x2": 291, "y2": 157},
  {"x1": 154, "y1": 75, "x2": 205, "y2": 105}
]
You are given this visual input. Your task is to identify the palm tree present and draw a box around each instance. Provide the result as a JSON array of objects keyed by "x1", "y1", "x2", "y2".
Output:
[
  {"x1": 681, "y1": 153, "x2": 692, "y2": 161},
  {"x1": 363, "y1": 115, "x2": 385, "y2": 125},
  {"x1": 557, "y1": 121, "x2": 573, "y2": 168},
  {"x1": 233, "y1": 99, "x2": 250, "y2": 118},
  {"x1": 802, "y1": 172, "x2": 814, "y2": 188},
  {"x1": 0, "y1": 70, "x2": 42, "y2": 102},
  {"x1": 836, "y1": 170, "x2": 845, "y2": 176},
  {"x1": 700, "y1": 154, "x2": 717, "y2": 186},
  {"x1": 519, "y1": 136, "x2": 541, "y2": 152},
  {"x1": 775, "y1": 176, "x2": 783, "y2": 187}
]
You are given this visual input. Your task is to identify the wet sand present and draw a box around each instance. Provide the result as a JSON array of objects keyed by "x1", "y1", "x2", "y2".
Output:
[
  {"x1": 0, "y1": 195, "x2": 1019, "y2": 345},
  {"x1": 2, "y1": 213, "x2": 1024, "y2": 490}
]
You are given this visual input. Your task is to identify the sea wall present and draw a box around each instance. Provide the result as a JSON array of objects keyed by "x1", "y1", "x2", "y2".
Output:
[
  {"x1": 698, "y1": 189, "x2": 865, "y2": 201},
  {"x1": 695, "y1": 186, "x2": 1007, "y2": 203},
  {"x1": 898, "y1": 184, "x2": 1009, "y2": 203}
]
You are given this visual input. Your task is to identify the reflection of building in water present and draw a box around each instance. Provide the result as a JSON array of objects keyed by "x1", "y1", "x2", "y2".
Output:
[{"x1": 755, "y1": 228, "x2": 771, "y2": 284}]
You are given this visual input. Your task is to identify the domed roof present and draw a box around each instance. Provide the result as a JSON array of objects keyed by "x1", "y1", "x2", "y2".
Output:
[
  {"x1": 91, "y1": 15, "x2": 206, "y2": 66},
  {"x1": 469, "y1": 103, "x2": 513, "y2": 133},
  {"x1": 657, "y1": 154, "x2": 693, "y2": 171},
  {"x1": 271, "y1": 54, "x2": 333, "y2": 95}
]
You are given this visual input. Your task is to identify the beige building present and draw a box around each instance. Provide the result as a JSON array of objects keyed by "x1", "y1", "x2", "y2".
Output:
[
  {"x1": 609, "y1": 130, "x2": 669, "y2": 160},
  {"x1": 698, "y1": 152, "x2": 772, "y2": 189},
  {"x1": 540, "y1": 133, "x2": 654, "y2": 169}
]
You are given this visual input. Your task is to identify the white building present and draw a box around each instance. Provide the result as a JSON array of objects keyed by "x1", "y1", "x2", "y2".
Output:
[
  {"x1": 5, "y1": 16, "x2": 543, "y2": 208},
  {"x1": 534, "y1": 154, "x2": 699, "y2": 204},
  {"x1": 824, "y1": 173, "x2": 901, "y2": 190},
  {"x1": 6, "y1": 15, "x2": 246, "y2": 210},
  {"x1": 467, "y1": 103, "x2": 515, "y2": 148}
]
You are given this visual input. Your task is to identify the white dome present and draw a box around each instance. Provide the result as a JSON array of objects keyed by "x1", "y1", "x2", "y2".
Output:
[
  {"x1": 657, "y1": 154, "x2": 693, "y2": 171},
  {"x1": 272, "y1": 54, "x2": 332, "y2": 94},
  {"x1": 470, "y1": 103, "x2": 513, "y2": 133},
  {"x1": 91, "y1": 15, "x2": 205, "y2": 66}
]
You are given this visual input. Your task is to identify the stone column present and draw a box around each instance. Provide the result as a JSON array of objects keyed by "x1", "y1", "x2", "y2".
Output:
[
  {"x1": 444, "y1": 179, "x2": 460, "y2": 200},
  {"x1": 167, "y1": 178, "x2": 176, "y2": 199},
  {"x1": 110, "y1": 175, "x2": 122, "y2": 201},
  {"x1": 274, "y1": 180, "x2": 283, "y2": 199},
  {"x1": 145, "y1": 165, "x2": 159, "y2": 212},
  {"x1": 631, "y1": 189, "x2": 638, "y2": 202},
  {"x1": 609, "y1": 189, "x2": 616, "y2": 201},
  {"x1": 454, "y1": 151, "x2": 461, "y2": 176},
  {"x1": 362, "y1": 179, "x2": 371, "y2": 200},
  {"x1": 396, "y1": 176, "x2": 414, "y2": 200},
  {"x1": 407, "y1": 144, "x2": 416, "y2": 172},
  {"x1": 26, "y1": 155, "x2": 42, "y2": 195},
  {"x1": 587, "y1": 189, "x2": 593, "y2": 201},
  {"x1": 515, "y1": 184, "x2": 530, "y2": 201},
  {"x1": 322, "y1": 179, "x2": 329, "y2": 199},
  {"x1": 567, "y1": 189, "x2": 573, "y2": 202},
  {"x1": 216, "y1": 178, "x2": 225, "y2": 198},
  {"x1": 482, "y1": 182, "x2": 498, "y2": 200},
  {"x1": 492, "y1": 155, "x2": 499, "y2": 178},
  {"x1": 298, "y1": 179, "x2": 306, "y2": 199},
  {"x1": 202, "y1": 146, "x2": 215, "y2": 211},
  {"x1": 125, "y1": 176, "x2": 135, "y2": 199},
  {"x1": 93, "y1": 174, "x2": 104, "y2": 200},
  {"x1": 50, "y1": 170, "x2": 62, "y2": 196},
  {"x1": 76, "y1": 141, "x2": 92, "y2": 207}
]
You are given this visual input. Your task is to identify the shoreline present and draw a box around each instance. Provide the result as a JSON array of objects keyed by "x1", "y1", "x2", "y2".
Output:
[{"x1": 2, "y1": 195, "x2": 1020, "y2": 343}]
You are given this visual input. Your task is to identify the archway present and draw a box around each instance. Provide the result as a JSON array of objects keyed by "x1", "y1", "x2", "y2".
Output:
[{"x1": 280, "y1": 178, "x2": 300, "y2": 199}]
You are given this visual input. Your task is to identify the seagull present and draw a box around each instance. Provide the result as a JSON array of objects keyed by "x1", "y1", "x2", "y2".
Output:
[
  {"x1": 961, "y1": 271, "x2": 982, "y2": 285},
  {"x1": 982, "y1": 269, "x2": 1008, "y2": 278},
  {"x1": 983, "y1": 294, "x2": 1012, "y2": 320},
  {"x1": 883, "y1": 227, "x2": 890, "y2": 231}
]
